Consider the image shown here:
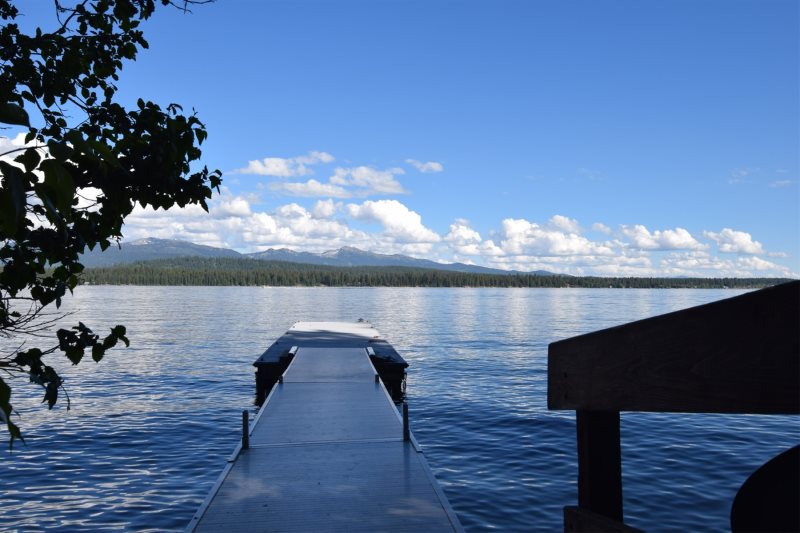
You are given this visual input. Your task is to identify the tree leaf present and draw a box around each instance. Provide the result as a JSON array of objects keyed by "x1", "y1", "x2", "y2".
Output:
[
  {"x1": 91, "y1": 344, "x2": 105, "y2": 362},
  {"x1": 57, "y1": 329, "x2": 84, "y2": 365},
  {"x1": 15, "y1": 148, "x2": 41, "y2": 174},
  {"x1": 0, "y1": 377, "x2": 12, "y2": 416},
  {"x1": 0, "y1": 103, "x2": 30, "y2": 127},
  {"x1": 0, "y1": 161, "x2": 29, "y2": 235},
  {"x1": 43, "y1": 381, "x2": 59, "y2": 409},
  {"x1": 40, "y1": 159, "x2": 77, "y2": 213},
  {"x1": 46, "y1": 140, "x2": 73, "y2": 162},
  {"x1": 0, "y1": 377, "x2": 24, "y2": 449}
]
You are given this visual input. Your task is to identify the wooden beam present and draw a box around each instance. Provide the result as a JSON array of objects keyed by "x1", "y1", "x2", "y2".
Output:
[
  {"x1": 576, "y1": 410, "x2": 624, "y2": 522},
  {"x1": 564, "y1": 506, "x2": 643, "y2": 533},
  {"x1": 549, "y1": 281, "x2": 800, "y2": 414}
]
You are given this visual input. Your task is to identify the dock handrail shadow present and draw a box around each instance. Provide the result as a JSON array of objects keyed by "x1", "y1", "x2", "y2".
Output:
[{"x1": 547, "y1": 280, "x2": 800, "y2": 532}]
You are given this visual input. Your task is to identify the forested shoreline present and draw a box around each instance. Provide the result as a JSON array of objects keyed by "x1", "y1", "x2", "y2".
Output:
[{"x1": 78, "y1": 257, "x2": 791, "y2": 289}]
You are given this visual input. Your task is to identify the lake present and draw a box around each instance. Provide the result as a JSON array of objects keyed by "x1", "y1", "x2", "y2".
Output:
[{"x1": 1, "y1": 286, "x2": 797, "y2": 531}]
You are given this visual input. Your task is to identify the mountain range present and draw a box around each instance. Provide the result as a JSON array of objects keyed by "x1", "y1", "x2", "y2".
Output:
[{"x1": 80, "y1": 238, "x2": 559, "y2": 276}]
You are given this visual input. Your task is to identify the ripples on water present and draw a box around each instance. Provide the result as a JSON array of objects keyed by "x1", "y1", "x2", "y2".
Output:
[{"x1": 1, "y1": 287, "x2": 797, "y2": 532}]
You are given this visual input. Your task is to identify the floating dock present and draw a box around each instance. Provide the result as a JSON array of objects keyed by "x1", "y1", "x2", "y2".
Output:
[{"x1": 186, "y1": 321, "x2": 463, "y2": 532}]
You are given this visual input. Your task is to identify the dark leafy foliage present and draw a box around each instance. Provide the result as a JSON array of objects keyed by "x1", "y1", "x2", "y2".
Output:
[
  {"x1": 0, "y1": 0, "x2": 220, "y2": 447},
  {"x1": 81, "y1": 257, "x2": 792, "y2": 289}
]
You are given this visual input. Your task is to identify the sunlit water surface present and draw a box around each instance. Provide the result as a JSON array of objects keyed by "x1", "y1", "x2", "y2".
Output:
[{"x1": 1, "y1": 287, "x2": 797, "y2": 532}]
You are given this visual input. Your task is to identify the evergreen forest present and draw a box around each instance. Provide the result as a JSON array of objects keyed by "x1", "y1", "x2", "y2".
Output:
[{"x1": 79, "y1": 257, "x2": 791, "y2": 289}]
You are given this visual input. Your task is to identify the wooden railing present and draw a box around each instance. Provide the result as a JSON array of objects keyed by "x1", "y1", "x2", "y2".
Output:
[{"x1": 548, "y1": 280, "x2": 800, "y2": 532}]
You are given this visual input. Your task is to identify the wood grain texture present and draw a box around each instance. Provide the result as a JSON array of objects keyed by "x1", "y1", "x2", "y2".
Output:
[{"x1": 549, "y1": 281, "x2": 800, "y2": 414}]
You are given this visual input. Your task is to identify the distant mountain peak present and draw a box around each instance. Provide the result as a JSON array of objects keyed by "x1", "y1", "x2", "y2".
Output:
[
  {"x1": 81, "y1": 237, "x2": 561, "y2": 276},
  {"x1": 128, "y1": 237, "x2": 215, "y2": 248},
  {"x1": 80, "y1": 237, "x2": 241, "y2": 267},
  {"x1": 130, "y1": 237, "x2": 166, "y2": 245}
]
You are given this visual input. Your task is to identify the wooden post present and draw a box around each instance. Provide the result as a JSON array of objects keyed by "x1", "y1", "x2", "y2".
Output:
[
  {"x1": 242, "y1": 410, "x2": 250, "y2": 450},
  {"x1": 403, "y1": 402, "x2": 410, "y2": 441},
  {"x1": 576, "y1": 410, "x2": 623, "y2": 522}
]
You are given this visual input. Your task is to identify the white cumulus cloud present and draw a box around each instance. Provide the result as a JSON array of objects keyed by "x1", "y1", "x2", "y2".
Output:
[
  {"x1": 498, "y1": 218, "x2": 616, "y2": 256},
  {"x1": 347, "y1": 200, "x2": 440, "y2": 243},
  {"x1": 444, "y1": 219, "x2": 483, "y2": 255},
  {"x1": 213, "y1": 196, "x2": 252, "y2": 218},
  {"x1": 621, "y1": 225, "x2": 705, "y2": 251},
  {"x1": 591, "y1": 222, "x2": 612, "y2": 235},
  {"x1": 703, "y1": 228, "x2": 764, "y2": 254},
  {"x1": 272, "y1": 179, "x2": 350, "y2": 198},
  {"x1": 736, "y1": 256, "x2": 786, "y2": 272},
  {"x1": 312, "y1": 199, "x2": 340, "y2": 218},
  {"x1": 234, "y1": 151, "x2": 334, "y2": 177},
  {"x1": 549, "y1": 215, "x2": 581, "y2": 233},
  {"x1": 0, "y1": 132, "x2": 32, "y2": 160},
  {"x1": 274, "y1": 166, "x2": 407, "y2": 198},
  {"x1": 330, "y1": 166, "x2": 407, "y2": 195},
  {"x1": 659, "y1": 251, "x2": 792, "y2": 277},
  {"x1": 480, "y1": 251, "x2": 652, "y2": 276}
]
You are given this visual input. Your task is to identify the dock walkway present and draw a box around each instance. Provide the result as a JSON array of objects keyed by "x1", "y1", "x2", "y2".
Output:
[{"x1": 187, "y1": 322, "x2": 462, "y2": 532}]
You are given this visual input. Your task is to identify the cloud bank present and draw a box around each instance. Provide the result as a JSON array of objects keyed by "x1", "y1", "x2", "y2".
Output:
[{"x1": 117, "y1": 192, "x2": 795, "y2": 278}]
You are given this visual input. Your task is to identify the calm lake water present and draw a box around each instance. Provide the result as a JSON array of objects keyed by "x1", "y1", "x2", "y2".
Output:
[{"x1": 1, "y1": 286, "x2": 798, "y2": 532}]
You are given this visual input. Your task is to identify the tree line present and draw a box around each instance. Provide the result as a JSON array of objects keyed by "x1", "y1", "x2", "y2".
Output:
[{"x1": 79, "y1": 257, "x2": 791, "y2": 289}]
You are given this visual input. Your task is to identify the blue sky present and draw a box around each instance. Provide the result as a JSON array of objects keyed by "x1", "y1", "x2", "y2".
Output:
[{"x1": 7, "y1": 0, "x2": 799, "y2": 276}]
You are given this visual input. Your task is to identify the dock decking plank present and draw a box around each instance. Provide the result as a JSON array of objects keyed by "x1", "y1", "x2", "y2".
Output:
[
  {"x1": 249, "y1": 382, "x2": 402, "y2": 445},
  {"x1": 283, "y1": 347, "x2": 377, "y2": 383},
  {"x1": 195, "y1": 442, "x2": 455, "y2": 532},
  {"x1": 190, "y1": 323, "x2": 462, "y2": 532}
]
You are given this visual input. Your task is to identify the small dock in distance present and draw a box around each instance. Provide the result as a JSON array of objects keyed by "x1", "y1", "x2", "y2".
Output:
[{"x1": 187, "y1": 322, "x2": 463, "y2": 532}]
